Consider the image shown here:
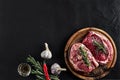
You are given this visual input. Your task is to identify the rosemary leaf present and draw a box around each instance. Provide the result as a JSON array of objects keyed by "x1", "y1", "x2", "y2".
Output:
[
  {"x1": 36, "y1": 61, "x2": 43, "y2": 72},
  {"x1": 26, "y1": 55, "x2": 44, "y2": 79},
  {"x1": 93, "y1": 40, "x2": 106, "y2": 54},
  {"x1": 36, "y1": 75, "x2": 45, "y2": 80},
  {"x1": 27, "y1": 55, "x2": 43, "y2": 72},
  {"x1": 79, "y1": 47, "x2": 90, "y2": 66},
  {"x1": 50, "y1": 75, "x2": 60, "y2": 80},
  {"x1": 31, "y1": 69, "x2": 44, "y2": 75}
]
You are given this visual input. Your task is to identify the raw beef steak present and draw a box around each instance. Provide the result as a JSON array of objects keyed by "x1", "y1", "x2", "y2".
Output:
[
  {"x1": 82, "y1": 31, "x2": 113, "y2": 64},
  {"x1": 69, "y1": 43, "x2": 99, "y2": 72}
]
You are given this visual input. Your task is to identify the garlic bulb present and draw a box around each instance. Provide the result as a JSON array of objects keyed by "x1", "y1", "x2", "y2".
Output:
[
  {"x1": 51, "y1": 63, "x2": 66, "y2": 75},
  {"x1": 41, "y1": 43, "x2": 52, "y2": 59}
]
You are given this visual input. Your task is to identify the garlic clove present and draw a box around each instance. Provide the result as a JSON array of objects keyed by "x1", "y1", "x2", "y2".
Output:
[
  {"x1": 41, "y1": 43, "x2": 52, "y2": 59},
  {"x1": 51, "y1": 63, "x2": 66, "y2": 75}
]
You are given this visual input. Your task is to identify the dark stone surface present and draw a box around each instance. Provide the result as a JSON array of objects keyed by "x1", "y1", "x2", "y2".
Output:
[{"x1": 0, "y1": 0, "x2": 120, "y2": 80}]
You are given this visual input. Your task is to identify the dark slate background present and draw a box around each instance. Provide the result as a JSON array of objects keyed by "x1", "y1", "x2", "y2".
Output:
[{"x1": 0, "y1": 0, "x2": 120, "y2": 80}]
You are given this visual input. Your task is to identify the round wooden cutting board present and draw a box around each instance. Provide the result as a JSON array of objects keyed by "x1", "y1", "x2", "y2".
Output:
[{"x1": 64, "y1": 27, "x2": 117, "y2": 80}]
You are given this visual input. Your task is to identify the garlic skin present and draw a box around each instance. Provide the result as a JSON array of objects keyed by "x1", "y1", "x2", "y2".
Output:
[
  {"x1": 51, "y1": 63, "x2": 66, "y2": 75},
  {"x1": 41, "y1": 43, "x2": 52, "y2": 59}
]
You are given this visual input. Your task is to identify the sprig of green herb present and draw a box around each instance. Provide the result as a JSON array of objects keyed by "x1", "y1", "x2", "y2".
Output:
[
  {"x1": 50, "y1": 75, "x2": 60, "y2": 80},
  {"x1": 26, "y1": 55, "x2": 59, "y2": 80},
  {"x1": 79, "y1": 47, "x2": 90, "y2": 66},
  {"x1": 93, "y1": 40, "x2": 106, "y2": 54}
]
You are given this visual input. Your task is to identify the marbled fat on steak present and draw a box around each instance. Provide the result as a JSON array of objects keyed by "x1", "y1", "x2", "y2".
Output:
[
  {"x1": 82, "y1": 31, "x2": 113, "y2": 64},
  {"x1": 69, "y1": 43, "x2": 99, "y2": 72}
]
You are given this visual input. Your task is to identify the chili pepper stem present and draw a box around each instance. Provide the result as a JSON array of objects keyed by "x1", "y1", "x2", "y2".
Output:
[{"x1": 43, "y1": 60, "x2": 46, "y2": 64}]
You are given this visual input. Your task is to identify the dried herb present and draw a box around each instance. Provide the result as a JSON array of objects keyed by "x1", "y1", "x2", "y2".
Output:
[
  {"x1": 79, "y1": 47, "x2": 90, "y2": 66},
  {"x1": 93, "y1": 40, "x2": 106, "y2": 54}
]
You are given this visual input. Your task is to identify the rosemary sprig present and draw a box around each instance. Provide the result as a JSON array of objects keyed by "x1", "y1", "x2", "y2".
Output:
[
  {"x1": 79, "y1": 47, "x2": 90, "y2": 66},
  {"x1": 50, "y1": 75, "x2": 60, "y2": 80},
  {"x1": 36, "y1": 75, "x2": 45, "y2": 80},
  {"x1": 26, "y1": 55, "x2": 59, "y2": 80},
  {"x1": 27, "y1": 55, "x2": 43, "y2": 72},
  {"x1": 31, "y1": 69, "x2": 44, "y2": 75},
  {"x1": 93, "y1": 40, "x2": 106, "y2": 54}
]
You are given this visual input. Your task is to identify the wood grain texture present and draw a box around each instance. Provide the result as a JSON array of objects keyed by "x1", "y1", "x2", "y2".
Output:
[{"x1": 64, "y1": 27, "x2": 117, "y2": 80}]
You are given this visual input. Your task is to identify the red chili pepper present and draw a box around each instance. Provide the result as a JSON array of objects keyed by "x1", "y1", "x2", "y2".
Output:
[{"x1": 43, "y1": 62, "x2": 51, "y2": 80}]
